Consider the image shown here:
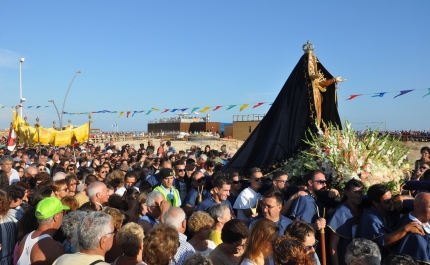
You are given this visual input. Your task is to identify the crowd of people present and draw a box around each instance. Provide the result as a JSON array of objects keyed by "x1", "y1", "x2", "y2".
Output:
[{"x1": 0, "y1": 139, "x2": 428, "y2": 265}]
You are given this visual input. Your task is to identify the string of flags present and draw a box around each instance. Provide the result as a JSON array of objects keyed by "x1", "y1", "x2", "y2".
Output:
[
  {"x1": 345, "y1": 88, "x2": 430, "y2": 100},
  {"x1": 1, "y1": 87, "x2": 429, "y2": 118}
]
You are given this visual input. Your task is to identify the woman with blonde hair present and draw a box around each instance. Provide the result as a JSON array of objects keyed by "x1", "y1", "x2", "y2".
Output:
[
  {"x1": 272, "y1": 235, "x2": 314, "y2": 265},
  {"x1": 103, "y1": 206, "x2": 126, "y2": 263},
  {"x1": 113, "y1": 223, "x2": 147, "y2": 265},
  {"x1": 188, "y1": 211, "x2": 216, "y2": 256},
  {"x1": 240, "y1": 218, "x2": 279, "y2": 265},
  {"x1": 50, "y1": 179, "x2": 69, "y2": 199}
]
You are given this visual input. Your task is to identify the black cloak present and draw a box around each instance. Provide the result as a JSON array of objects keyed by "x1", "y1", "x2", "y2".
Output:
[{"x1": 222, "y1": 53, "x2": 341, "y2": 175}]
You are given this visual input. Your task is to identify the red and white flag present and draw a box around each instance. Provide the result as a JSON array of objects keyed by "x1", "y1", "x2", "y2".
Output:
[{"x1": 7, "y1": 126, "x2": 16, "y2": 151}]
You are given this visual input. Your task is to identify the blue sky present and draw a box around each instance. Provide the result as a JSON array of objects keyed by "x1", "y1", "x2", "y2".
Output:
[{"x1": 1, "y1": 1, "x2": 429, "y2": 132}]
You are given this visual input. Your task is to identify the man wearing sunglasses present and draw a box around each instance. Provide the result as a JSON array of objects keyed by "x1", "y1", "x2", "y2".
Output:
[
  {"x1": 357, "y1": 184, "x2": 424, "y2": 260},
  {"x1": 290, "y1": 170, "x2": 339, "y2": 231},
  {"x1": 328, "y1": 179, "x2": 364, "y2": 265},
  {"x1": 183, "y1": 171, "x2": 208, "y2": 216},
  {"x1": 173, "y1": 161, "x2": 188, "y2": 202},
  {"x1": 233, "y1": 167, "x2": 264, "y2": 221}
]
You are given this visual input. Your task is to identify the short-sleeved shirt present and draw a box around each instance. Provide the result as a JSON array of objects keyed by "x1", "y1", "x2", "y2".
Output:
[
  {"x1": 194, "y1": 196, "x2": 234, "y2": 217},
  {"x1": 249, "y1": 215, "x2": 293, "y2": 236},
  {"x1": 233, "y1": 187, "x2": 261, "y2": 221},
  {"x1": 183, "y1": 187, "x2": 208, "y2": 209}
]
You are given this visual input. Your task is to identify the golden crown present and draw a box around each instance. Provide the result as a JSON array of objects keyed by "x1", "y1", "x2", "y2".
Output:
[{"x1": 302, "y1": 40, "x2": 314, "y2": 54}]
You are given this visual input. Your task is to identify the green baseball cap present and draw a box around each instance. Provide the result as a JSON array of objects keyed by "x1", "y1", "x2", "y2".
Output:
[{"x1": 35, "y1": 197, "x2": 70, "y2": 220}]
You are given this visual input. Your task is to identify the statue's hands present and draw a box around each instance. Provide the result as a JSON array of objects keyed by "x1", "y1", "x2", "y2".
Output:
[{"x1": 335, "y1": 76, "x2": 346, "y2": 82}]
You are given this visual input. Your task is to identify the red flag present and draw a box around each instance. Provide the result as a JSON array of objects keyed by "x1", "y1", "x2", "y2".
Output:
[
  {"x1": 253, "y1": 102, "x2": 265, "y2": 108},
  {"x1": 212, "y1": 106, "x2": 222, "y2": 111},
  {"x1": 126, "y1": 111, "x2": 131, "y2": 118},
  {"x1": 161, "y1": 109, "x2": 170, "y2": 113},
  {"x1": 7, "y1": 125, "x2": 16, "y2": 151},
  {"x1": 346, "y1": 94, "x2": 362, "y2": 100}
]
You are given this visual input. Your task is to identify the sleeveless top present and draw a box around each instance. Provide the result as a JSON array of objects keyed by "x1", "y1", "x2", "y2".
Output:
[{"x1": 17, "y1": 231, "x2": 51, "y2": 265}]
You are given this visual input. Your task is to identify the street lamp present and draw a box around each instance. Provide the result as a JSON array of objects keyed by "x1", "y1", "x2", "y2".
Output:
[
  {"x1": 60, "y1": 70, "x2": 81, "y2": 128},
  {"x1": 48, "y1": 100, "x2": 61, "y2": 128},
  {"x1": 19, "y1": 58, "x2": 25, "y2": 117}
]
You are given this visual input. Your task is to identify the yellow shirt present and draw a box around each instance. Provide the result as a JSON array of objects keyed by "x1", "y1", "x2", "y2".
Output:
[{"x1": 209, "y1": 230, "x2": 222, "y2": 246}]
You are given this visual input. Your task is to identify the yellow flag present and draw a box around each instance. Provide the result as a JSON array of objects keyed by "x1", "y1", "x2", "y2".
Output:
[
  {"x1": 118, "y1": 111, "x2": 125, "y2": 118},
  {"x1": 33, "y1": 126, "x2": 55, "y2": 145},
  {"x1": 240, "y1": 104, "x2": 250, "y2": 112},
  {"x1": 199, "y1": 107, "x2": 211, "y2": 113},
  {"x1": 72, "y1": 123, "x2": 89, "y2": 144},
  {"x1": 151, "y1": 107, "x2": 160, "y2": 111},
  {"x1": 54, "y1": 130, "x2": 73, "y2": 146}
]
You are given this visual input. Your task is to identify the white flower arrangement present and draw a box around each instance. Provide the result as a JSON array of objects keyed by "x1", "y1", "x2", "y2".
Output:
[{"x1": 282, "y1": 121, "x2": 410, "y2": 191}]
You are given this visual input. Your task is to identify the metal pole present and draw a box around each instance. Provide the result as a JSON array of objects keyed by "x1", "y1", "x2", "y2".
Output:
[
  {"x1": 61, "y1": 71, "x2": 81, "y2": 128},
  {"x1": 19, "y1": 58, "x2": 24, "y2": 117},
  {"x1": 48, "y1": 100, "x2": 61, "y2": 128}
]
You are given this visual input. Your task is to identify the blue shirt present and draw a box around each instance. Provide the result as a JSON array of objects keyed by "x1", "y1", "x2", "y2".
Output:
[
  {"x1": 183, "y1": 187, "x2": 209, "y2": 209},
  {"x1": 249, "y1": 215, "x2": 293, "y2": 236},
  {"x1": 194, "y1": 195, "x2": 234, "y2": 216},
  {"x1": 396, "y1": 213, "x2": 430, "y2": 263},
  {"x1": 147, "y1": 175, "x2": 160, "y2": 187},
  {"x1": 289, "y1": 193, "x2": 319, "y2": 223}
]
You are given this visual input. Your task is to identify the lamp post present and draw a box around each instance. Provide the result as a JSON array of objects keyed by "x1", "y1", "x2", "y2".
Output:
[
  {"x1": 60, "y1": 70, "x2": 81, "y2": 128},
  {"x1": 48, "y1": 100, "x2": 61, "y2": 128},
  {"x1": 19, "y1": 58, "x2": 25, "y2": 117}
]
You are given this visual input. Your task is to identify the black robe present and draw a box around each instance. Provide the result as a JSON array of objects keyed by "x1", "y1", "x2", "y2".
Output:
[{"x1": 222, "y1": 53, "x2": 341, "y2": 175}]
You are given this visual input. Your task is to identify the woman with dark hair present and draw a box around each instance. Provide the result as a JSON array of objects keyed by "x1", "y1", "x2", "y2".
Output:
[
  {"x1": 0, "y1": 170, "x2": 9, "y2": 190},
  {"x1": 90, "y1": 158, "x2": 101, "y2": 169},
  {"x1": 65, "y1": 175, "x2": 79, "y2": 196},
  {"x1": 240, "y1": 219, "x2": 279, "y2": 265},
  {"x1": 204, "y1": 145, "x2": 211, "y2": 156},
  {"x1": 0, "y1": 190, "x2": 17, "y2": 265},
  {"x1": 209, "y1": 219, "x2": 249, "y2": 265},
  {"x1": 128, "y1": 192, "x2": 148, "y2": 223},
  {"x1": 415, "y1": 146, "x2": 430, "y2": 172},
  {"x1": 204, "y1": 160, "x2": 215, "y2": 177},
  {"x1": 14, "y1": 166, "x2": 25, "y2": 179},
  {"x1": 59, "y1": 160, "x2": 71, "y2": 172}
]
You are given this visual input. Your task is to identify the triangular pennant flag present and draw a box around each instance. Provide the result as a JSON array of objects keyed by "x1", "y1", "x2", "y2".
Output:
[
  {"x1": 126, "y1": 111, "x2": 131, "y2": 118},
  {"x1": 151, "y1": 107, "x2": 159, "y2": 111},
  {"x1": 253, "y1": 102, "x2": 265, "y2": 108},
  {"x1": 91, "y1": 111, "x2": 98, "y2": 113},
  {"x1": 118, "y1": 111, "x2": 125, "y2": 118},
  {"x1": 213, "y1": 106, "x2": 222, "y2": 111},
  {"x1": 1, "y1": 106, "x2": 6, "y2": 108},
  {"x1": 63, "y1": 112, "x2": 68, "y2": 114},
  {"x1": 132, "y1": 111, "x2": 137, "y2": 117},
  {"x1": 346, "y1": 94, "x2": 362, "y2": 100},
  {"x1": 180, "y1": 108, "x2": 188, "y2": 112},
  {"x1": 200, "y1": 107, "x2": 211, "y2": 113},
  {"x1": 28, "y1": 106, "x2": 33, "y2": 108},
  {"x1": 44, "y1": 106, "x2": 49, "y2": 108},
  {"x1": 191, "y1": 107, "x2": 200, "y2": 113},
  {"x1": 423, "y1": 88, "x2": 430, "y2": 98},
  {"x1": 226, "y1": 105, "x2": 236, "y2": 110},
  {"x1": 111, "y1": 111, "x2": 118, "y2": 114},
  {"x1": 171, "y1": 109, "x2": 178, "y2": 113},
  {"x1": 394, "y1": 90, "x2": 414, "y2": 99},
  {"x1": 36, "y1": 106, "x2": 41, "y2": 109},
  {"x1": 240, "y1": 104, "x2": 250, "y2": 112},
  {"x1": 161, "y1": 109, "x2": 170, "y2": 113},
  {"x1": 146, "y1": 110, "x2": 153, "y2": 115},
  {"x1": 371, "y1": 92, "x2": 387, "y2": 98}
]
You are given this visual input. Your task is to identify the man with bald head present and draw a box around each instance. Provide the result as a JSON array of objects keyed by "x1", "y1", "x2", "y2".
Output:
[{"x1": 396, "y1": 192, "x2": 430, "y2": 263}]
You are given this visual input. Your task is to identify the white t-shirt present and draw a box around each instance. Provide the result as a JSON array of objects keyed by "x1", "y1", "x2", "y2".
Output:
[
  {"x1": 9, "y1": 168, "x2": 20, "y2": 185},
  {"x1": 233, "y1": 187, "x2": 261, "y2": 221}
]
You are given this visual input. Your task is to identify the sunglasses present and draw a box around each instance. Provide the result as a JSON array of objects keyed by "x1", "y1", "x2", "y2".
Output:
[
  {"x1": 60, "y1": 188, "x2": 69, "y2": 191},
  {"x1": 304, "y1": 240, "x2": 319, "y2": 251},
  {"x1": 195, "y1": 178, "x2": 205, "y2": 183},
  {"x1": 232, "y1": 180, "x2": 241, "y2": 184},
  {"x1": 176, "y1": 169, "x2": 186, "y2": 172},
  {"x1": 101, "y1": 171, "x2": 108, "y2": 174},
  {"x1": 380, "y1": 197, "x2": 393, "y2": 204},
  {"x1": 251, "y1": 178, "x2": 262, "y2": 182},
  {"x1": 68, "y1": 168, "x2": 74, "y2": 171},
  {"x1": 313, "y1": 180, "x2": 326, "y2": 184},
  {"x1": 349, "y1": 189, "x2": 364, "y2": 195}
]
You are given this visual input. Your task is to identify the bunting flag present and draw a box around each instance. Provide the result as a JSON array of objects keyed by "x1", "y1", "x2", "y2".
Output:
[
  {"x1": 63, "y1": 112, "x2": 68, "y2": 114},
  {"x1": 423, "y1": 88, "x2": 430, "y2": 98},
  {"x1": 200, "y1": 107, "x2": 211, "y2": 113},
  {"x1": 118, "y1": 111, "x2": 125, "y2": 118},
  {"x1": 226, "y1": 105, "x2": 236, "y2": 110},
  {"x1": 161, "y1": 109, "x2": 170, "y2": 113},
  {"x1": 240, "y1": 104, "x2": 250, "y2": 112},
  {"x1": 36, "y1": 106, "x2": 41, "y2": 109},
  {"x1": 180, "y1": 108, "x2": 188, "y2": 112},
  {"x1": 253, "y1": 102, "x2": 265, "y2": 108},
  {"x1": 190, "y1": 107, "x2": 200, "y2": 113},
  {"x1": 44, "y1": 106, "x2": 49, "y2": 108},
  {"x1": 151, "y1": 107, "x2": 159, "y2": 111},
  {"x1": 171, "y1": 109, "x2": 178, "y2": 113},
  {"x1": 111, "y1": 111, "x2": 118, "y2": 114},
  {"x1": 394, "y1": 90, "x2": 414, "y2": 99},
  {"x1": 146, "y1": 110, "x2": 153, "y2": 115},
  {"x1": 213, "y1": 106, "x2": 222, "y2": 111},
  {"x1": 1, "y1": 106, "x2": 6, "y2": 108},
  {"x1": 28, "y1": 106, "x2": 33, "y2": 108},
  {"x1": 346, "y1": 94, "x2": 362, "y2": 100},
  {"x1": 372, "y1": 92, "x2": 387, "y2": 97},
  {"x1": 126, "y1": 111, "x2": 131, "y2": 118}
]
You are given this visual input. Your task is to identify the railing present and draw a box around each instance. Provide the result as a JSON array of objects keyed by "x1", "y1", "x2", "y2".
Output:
[{"x1": 232, "y1": 114, "x2": 265, "y2": 122}]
